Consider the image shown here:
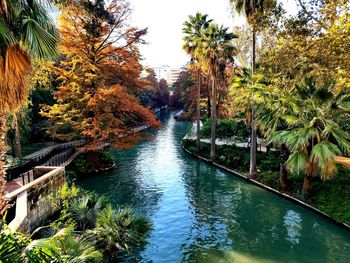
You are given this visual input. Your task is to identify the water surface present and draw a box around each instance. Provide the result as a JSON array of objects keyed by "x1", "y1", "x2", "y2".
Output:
[{"x1": 78, "y1": 111, "x2": 350, "y2": 263}]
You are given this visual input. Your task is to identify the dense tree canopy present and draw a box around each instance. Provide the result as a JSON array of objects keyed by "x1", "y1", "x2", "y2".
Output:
[{"x1": 42, "y1": 0, "x2": 159, "y2": 146}]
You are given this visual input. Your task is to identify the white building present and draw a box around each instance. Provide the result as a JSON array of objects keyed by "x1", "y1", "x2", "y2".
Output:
[
  {"x1": 153, "y1": 65, "x2": 170, "y2": 82},
  {"x1": 166, "y1": 68, "x2": 181, "y2": 86}
]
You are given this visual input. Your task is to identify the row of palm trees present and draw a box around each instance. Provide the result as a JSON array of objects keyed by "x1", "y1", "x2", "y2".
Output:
[
  {"x1": 183, "y1": 1, "x2": 350, "y2": 197},
  {"x1": 182, "y1": 13, "x2": 237, "y2": 161},
  {"x1": 182, "y1": 0, "x2": 263, "y2": 179}
]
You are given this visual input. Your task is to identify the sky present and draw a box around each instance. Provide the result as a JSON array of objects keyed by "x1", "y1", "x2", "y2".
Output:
[{"x1": 128, "y1": 0, "x2": 299, "y2": 68}]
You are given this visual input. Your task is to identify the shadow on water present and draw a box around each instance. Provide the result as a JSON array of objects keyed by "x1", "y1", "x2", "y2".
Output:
[{"x1": 78, "y1": 110, "x2": 350, "y2": 263}]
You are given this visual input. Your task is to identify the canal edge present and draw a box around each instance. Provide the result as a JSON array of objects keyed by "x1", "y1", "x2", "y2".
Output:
[{"x1": 181, "y1": 144, "x2": 350, "y2": 233}]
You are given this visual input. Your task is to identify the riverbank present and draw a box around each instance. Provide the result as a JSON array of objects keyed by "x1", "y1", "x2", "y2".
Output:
[{"x1": 182, "y1": 138, "x2": 350, "y2": 229}]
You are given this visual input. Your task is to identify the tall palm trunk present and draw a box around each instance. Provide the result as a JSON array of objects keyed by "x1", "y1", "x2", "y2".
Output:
[
  {"x1": 302, "y1": 175, "x2": 312, "y2": 197},
  {"x1": 210, "y1": 77, "x2": 217, "y2": 161},
  {"x1": 0, "y1": 114, "x2": 7, "y2": 215},
  {"x1": 207, "y1": 95, "x2": 211, "y2": 118},
  {"x1": 196, "y1": 69, "x2": 201, "y2": 153},
  {"x1": 14, "y1": 114, "x2": 22, "y2": 158},
  {"x1": 279, "y1": 144, "x2": 289, "y2": 193},
  {"x1": 249, "y1": 27, "x2": 257, "y2": 178}
]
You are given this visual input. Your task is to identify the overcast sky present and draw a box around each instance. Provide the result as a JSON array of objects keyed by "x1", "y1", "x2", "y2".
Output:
[{"x1": 128, "y1": 0, "x2": 299, "y2": 68}]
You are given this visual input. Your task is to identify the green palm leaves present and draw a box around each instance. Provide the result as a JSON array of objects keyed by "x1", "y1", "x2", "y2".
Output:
[
  {"x1": 182, "y1": 13, "x2": 212, "y2": 59},
  {"x1": 182, "y1": 13, "x2": 237, "y2": 160},
  {"x1": 92, "y1": 205, "x2": 151, "y2": 254},
  {"x1": 0, "y1": 0, "x2": 58, "y2": 112},
  {"x1": 230, "y1": 0, "x2": 265, "y2": 17},
  {"x1": 183, "y1": 12, "x2": 237, "y2": 78},
  {"x1": 194, "y1": 23, "x2": 237, "y2": 78},
  {"x1": 267, "y1": 78, "x2": 350, "y2": 181}
]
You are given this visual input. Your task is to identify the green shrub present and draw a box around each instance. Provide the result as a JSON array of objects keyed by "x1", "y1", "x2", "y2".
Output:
[
  {"x1": 182, "y1": 139, "x2": 195, "y2": 149},
  {"x1": 259, "y1": 171, "x2": 280, "y2": 189},
  {"x1": 216, "y1": 145, "x2": 250, "y2": 170},
  {"x1": 309, "y1": 170, "x2": 350, "y2": 224},
  {"x1": 258, "y1": 151, "x2": 280, "y2": 171},
  {"x1": 0, "y1": 215, "x2": 100, "y2": 262},
  {"x1": 51, "y1": 184, "x2": 151, "y2": 261},
  {"x1": 91, "y1": 206, "x2": 151, "y2": 260},
  {"x1": 68, "y1": 155, "x2": 91, "y2": 174},
  {"x1": 200, "y1": 119, "x2": 249, "y2": 140},
  {"x1": 67, "y1": 150, "x2": 115, "y2": 177}
]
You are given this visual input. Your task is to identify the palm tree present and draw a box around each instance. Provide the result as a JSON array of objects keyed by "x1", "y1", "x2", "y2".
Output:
[
  {"x1": 270, "y1": 78, "x2": 350, "y2": 197},
  {"x1": 47, "y1": 227, "x2": 103, "y2": 262},
  {"x1": 0, "y1": 216, "x2": 59, "y2": 262},
  {"x1": 255, "y1": 84, "x2": 291, "y2": 193},
  {"x1": 0, "y1": 0, "x2": 58, "y2": 212},
  {"x1": 68, "y1": 194, "x2": 108, "y2": 231},
  {"x1": 194, "y1": 23, "x2": 237, "y2": 160},
  {"x1": 1, "y1": 217, "x2": 102, "y2": 262},
  {"x1": 230, "y1": 0, "x2": 267, "y2": 178},
  {"x1": 90, "y1": 205, "x2": 151, "y2": 261},
  {"x1": 183, "y1": 13, "x2": 212, "y2": 153}
]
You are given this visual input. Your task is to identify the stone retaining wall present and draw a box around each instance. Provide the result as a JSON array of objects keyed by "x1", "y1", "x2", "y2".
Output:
[{"x1": 5, "y1": 166, "x2": 65, "y2": 233}]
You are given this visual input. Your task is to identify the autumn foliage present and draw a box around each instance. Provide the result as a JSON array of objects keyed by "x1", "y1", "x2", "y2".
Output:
[{"x1": 42, "y1": 0, "x2": 160, "y2": 147}]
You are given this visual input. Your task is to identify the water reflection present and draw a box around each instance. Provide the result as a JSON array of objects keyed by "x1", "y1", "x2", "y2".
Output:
[
  {"x1": 78, "y1": 111, "x2": 350, "y2": 263},
  {"x1": 284, "y1": 210, "x2": 302, "y2": 245}
]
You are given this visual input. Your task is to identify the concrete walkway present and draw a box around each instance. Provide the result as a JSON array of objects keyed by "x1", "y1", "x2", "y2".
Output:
[{"x1": 184, "y1": 122, "x2": 270, "y2": 152}]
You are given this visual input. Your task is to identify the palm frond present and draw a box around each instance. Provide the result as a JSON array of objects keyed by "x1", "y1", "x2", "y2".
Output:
[
  {"x1": 23, "y1": 17, "x2": 58, "y2": 59},
  {"x1": 286, "y1": 151, "x2": 307, "y2": 174},
  {"x1": 311, "y1": 141, "x2": 340, "y2": 180}
]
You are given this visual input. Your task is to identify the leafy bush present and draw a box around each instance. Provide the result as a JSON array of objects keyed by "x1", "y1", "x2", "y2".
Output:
[
  {"x1": 258, "y1": 151, "x2": 280, "y2": 171},
  {"x1": 182, "y1": 138, "x2": 195, "y2": 148},
  {"x1": 217, "y1": 144, "x2": 250, "y2": 170},
  {"x1": 259, "y1": 171, "x2": 280, "y2": 189},
  {"x1": 56, "y1": 183, "x2": 109, "y2": 231},
  {"x1": 45, "y1": 227, "x2": 102, "y2": 262},
  {"x1": 67, "y1": 150, "x2": 115, "y2": 176},
  {"x1": 68, "y1": 155, "x2": 91, "y2": 174},
  {"x1": 47, "y1": 183, "x2": 151, "y2": 262},
  {"x1": 309, "y1": 169, "x2": 350, "y2": 224},
  {"x1": 0, "y1": 215, "x2": 101, "y2": 262},
  {"x1": 200, "y1": 119, "x2": 249, "y2": 140},
  {"x1": 90, "y1": 206, "x2": 151, "y2": 260}
]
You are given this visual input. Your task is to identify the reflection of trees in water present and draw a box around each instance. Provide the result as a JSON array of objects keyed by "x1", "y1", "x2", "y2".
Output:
[
  {"x1": 179, "y1": 157, "x2": 350, "y2": 262},
  {"x1": 80, "y1": 112, "x2": 350, "y2": 262}
]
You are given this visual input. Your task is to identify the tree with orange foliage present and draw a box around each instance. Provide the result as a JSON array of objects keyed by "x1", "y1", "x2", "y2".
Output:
[{"x1": 42, "y1": 0, "x2": 159, "y2": 147}]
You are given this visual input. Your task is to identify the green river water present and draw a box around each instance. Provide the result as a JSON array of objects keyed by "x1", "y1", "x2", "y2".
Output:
[{"x1": 78, "y1": 111, "x2": 350, "y2": 263}]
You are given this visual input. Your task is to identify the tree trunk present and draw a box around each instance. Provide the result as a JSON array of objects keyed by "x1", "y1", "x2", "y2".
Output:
[
  {"x1": 0, "y1": 114, "x2": 7, "y2": 215},
  {"x1": 14, "y1": 114, "x2": 22, "y2": 158},
  {"x1": 196, "y1": 69, "x2": 201, "y2": 153},
  {"x1": 249, "y1": 27, "x2": 257, "y2": 178},
  {"x1": 217, "y1": 94, "x2": 221, "y2": 118},
  {"x1": 279, "y1": 144, "x2": 289, "y2": 193},
  {"x1": 302, "y1": 175, "x2": 313, "y2": 197},
  {"x1": 207, "y1": 95, "x2": 211, "y2": 118},
  {"x1": 280, "y1": 163, "x2": 288, "y2": 193},
  {"x1": 210, "y1": 77, "x2": 217, "y2": 161}
]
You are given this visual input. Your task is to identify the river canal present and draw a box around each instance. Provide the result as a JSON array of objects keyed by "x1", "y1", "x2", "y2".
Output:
[{"x1": 78, "y1": 111, "x2": 350, "y2": 263}]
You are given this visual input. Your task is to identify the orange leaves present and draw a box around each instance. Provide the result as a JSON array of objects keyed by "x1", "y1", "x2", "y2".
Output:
[
  {"x1": 43, "y1": 1, "x2": 158, "y2": 149},
  {"x1": 82, "y1": 85, "x2": 160, "y2": 148}
]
